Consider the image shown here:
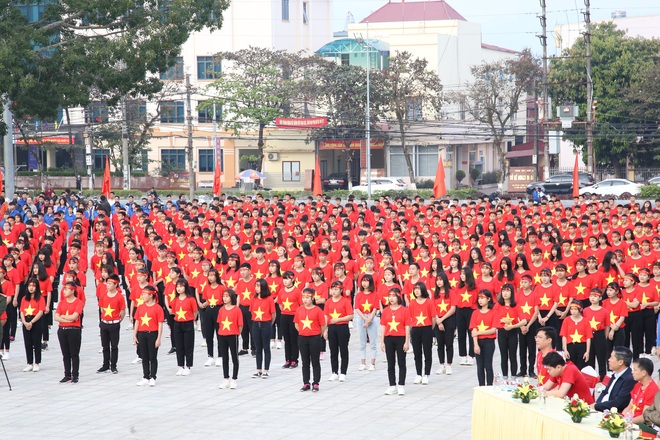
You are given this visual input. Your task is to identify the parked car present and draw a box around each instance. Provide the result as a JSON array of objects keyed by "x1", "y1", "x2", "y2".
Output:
[
  {"x1": 648, "y1": 176, "x2": 660, "y2": 185},
  {"x1": 322, "y1": 173, "x2": 352, "y2": 191},
  {"x1": 578, "y1": 178, "x2": 642, "y2": 198},
  {"x1": 351, "y1": 177, "x2": 407, "y2": 193},
  {"x1": 525, "y1": 172, "x2": 596, "y2": 195}
]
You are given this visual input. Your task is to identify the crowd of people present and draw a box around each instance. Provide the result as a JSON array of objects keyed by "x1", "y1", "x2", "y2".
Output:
[{"x1": 1, "y1": 189, "x2": 660, "y2": 403}]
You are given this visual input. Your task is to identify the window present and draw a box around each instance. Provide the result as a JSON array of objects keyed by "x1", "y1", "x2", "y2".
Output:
[
  {"x1": 197, "y1": 56, "x2": 221, "y2": 80},
  {"x1": 197, "y1": 101, "x2": 221, "y2": 124},
  {"x1": 198, "y1": 149, "x2": 215, "y2": 172},
  {"x1": 282, "y1": 161, "x2": 300, "y2": 181},
  {"x1": 94, "y1": 149, "x2": 109, "y2": 170},
  {"x1": 340, "y1": 54, "x2": 350, "y2": 66},
  {"x1": 126, "y1": 99, "x2": 147, "y2": 124},
  {"x1": 303, "y1": 2, "x2": 308, "y2": 24},
  {"x1": 87, "y1": 101, "x2": 108, "y2": 124},
  {"x1": 134, "y1": 150, "x2": 149, "y2": 172},
  {"x1": 389, "y1": 145, "x2": 439, "y2": 177},
  {"x1": 282, "y1": 0, "x2": 289, "y2": 20},
  {"x1": 407, "y1": 97, "x2": 423, "y2": 121},
  {"x1": 160, "y1": 101, "x2": 185, "y2": 123},
  {"x1": 160, "y1": 56, "x2": 184, "y2": 80},
  {"x1": 161, "y1": 149, "x2": 186, "y2": 171}
]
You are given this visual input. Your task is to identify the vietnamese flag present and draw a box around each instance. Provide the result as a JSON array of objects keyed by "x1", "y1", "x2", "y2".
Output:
[
  {"x1": 572, "y1": 152, "x2": 580, "y2": 198},
  {"x1": 312, "y1": 155, "x2": 323, "y2": 196},
  {"x1": 212, "y1": 155, "x2": 222, "y2": 196},
  {"x1": 101, "y1": 155, "x2": 111, "y2": 198},
  {"x1": 433, "y1": 153, "x2": 446, "y2": 198}
]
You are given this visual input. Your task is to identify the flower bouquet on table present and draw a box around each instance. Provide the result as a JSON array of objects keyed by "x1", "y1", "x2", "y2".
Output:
[
  {"x1": 563, "y1": 394, "x2": 591, "y2": 423},
  {"x1": 598, "y1": 408, "x2": 627, "y2": 438},
  {"x1": 511, "y1": 377, "x2": 539, "y2": 403}
]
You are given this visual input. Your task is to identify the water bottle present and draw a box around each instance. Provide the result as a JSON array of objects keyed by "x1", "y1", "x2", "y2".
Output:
[
  {"x1": 494, "y1": 373, "x2": 503, "y2": 392},
  {"x1": 539, "y1": 387, "x2": 547, "y2": 409}
]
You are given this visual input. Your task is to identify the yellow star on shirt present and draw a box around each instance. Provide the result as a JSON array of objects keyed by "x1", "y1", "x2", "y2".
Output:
[
  {"x1": 501, "y1": 313, "x2": 514, "y2": 325},
  {"x1": 362, "y1": 300, "x2": 373, "y2": 313},
  {"x1": 419, "y1": 268, "x2": 429, "y2": 278},
  {"x1": 254, "y1": 270, "x2": 264, "y2": 279},
  {"x1": 569, "y1": 329, "x2": 583, "y2": 343},
  {"x1": 281, "y1": 298, "x2": 293, "y2": 311},
  {"x1": 472, "y1": 270, "x2": 479, "y2": 280},
  {"x1": 301, "y1": 315, "x2": 314, "y2": 330},
  {"x1": 533, "y1": 273, "x2": 542, "y2": 284},
  {"x1": 175, "y1": 308, "x2": 187, "y2": 320},
  {"x1": 543, "y1": 251, "x2": 550, "y2": 260},
  {"x1": 641, "y1": 293, "x2": 651, "y2": 305},
  {"x1": 379, "y1": 261, "x2": 386, "y2": 268},
  {"x1": 415, "y1": 312, "x2": 427, "y2": 326},
  {"x1": 220, "y1": 317, "x2": 232, "y2": 331},
  {"x1": 558, "y1": 292, "x2": 567, "y2": 305},
  {"x1": 605, "y1": 274, "x2": 615, "y2": 284},
  {"x1": 253, "y1": 307, "x2": 264, "y2": 320},
  {"x1": 136, "y1": 297, "x2": 145, "y2": 306},
  {"x1": 164, "y1": 275, "x2": 172, "y2": 283},
  {"x1": 208, "y1": 296, "x2": 219, "y2": 306},
  {"x1": 588, "y1": 316, "x2": 600, "y2": 330},
  {"x1": 437, "y1": 301, "x2": 449, "y2": 313},
  {"x1": 476, "y1": 320, "x2": 489, "y2": 332},
  {"x1": 631, "y1": 265, "x2": 640, "y2": 274},
  {"x1": 199, "y1": 281, "x2": 207, "y2": 291},
  {"x1": 190, "y1": 268, "x2": 200, "y2": 279},
  {"x1": 449, "y1": 278, "x2": 458, "y2": 288},
  {"x1": 294, "y1": 279, "x2": 302, "y2": 288},
  {"x1": 178, "y1": 252, "x2": 186, "y2": 260},
  {"x1": 329, "y1": 309, "x2": 342, "y2": 320},
  {"x1": 269, "y1": 282, "x2": 279, "y2": 293},
  {"x1": 402, "y1": 272, "x2": 411, "y2": 281},
  {"x1": 140, "y1": 314, "x2": 152, "y2": 326},
  {"x1": 102, "y1": 305, "x2": 115, "y2": 317},
  {"x1": 520, "y1": 302, "x2": 532, "y2": 315},
  {"x1": 609, "y1": 311, "x2": 619, "y2": 326},
  {"x1": 460, "y1": 291, "x2": 472, "y2": 303},
  {"x1": 156, "y1": 268, "x2": 163, "y2": 278},
  {"x1": 575, "y1": 283, "x2": 586, "y2": 296},
  {"x1": 461, "y1": 243, "x2": 468, "y2": 251},
  {"x1": 241, "y1": 289, "x2": 251, "y2": 300},
  {"x1": 387, "y1": 316, "x2": 400, "y2": 332},
  {"x1": 225, "y1": 278, "x2": 236, "y2": 288},
  {"x1": 360, "y1": 265, "x2": 367, "y2": 273},
  {"x1": 24, "y1": 304, "x2": 36, "y2": 316},
  {"x1": 539, "y1": 294, "x2": 550, "y2": 307},
  {"x1": 537, "y1": 373, "x2": 545, "y2": 384}
]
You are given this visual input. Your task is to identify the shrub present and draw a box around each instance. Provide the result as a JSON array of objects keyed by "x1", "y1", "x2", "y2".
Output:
[
  {"x1": 80, "y1": 190, "x2": 144, "y2": 198},
  {"x1": 456, "y1": 169, "x2": 466, "y2": 184},
  {"x1": 469, "y1": 168, "x2": 481, "y2": 182},
  {"x1": 640, "y1": 185, "x2": 660, "y2": 199},
  {"x1": 480, "y1": 171, "x2": 502, "y2": 185},
  {"x1": 416, "y1": 179, "x2": 435, "y2": 189}
]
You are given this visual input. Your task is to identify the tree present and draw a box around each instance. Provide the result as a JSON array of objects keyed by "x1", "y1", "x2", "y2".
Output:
[
  {"x1": 204, "y1": 48, "x2": 309, "y2": 171},
  {"x1": 453, "y1": 49, "x2": 541, "y2": 183},
  {"x1": 378, "y1": 51, "x2": 443, "y2": 188},
  {"x1": 625, "y1": 63, "x2": 660, "y2": 162},
  {"x1": 548, "y1": 23, "x2": 660, "y2": 174}
]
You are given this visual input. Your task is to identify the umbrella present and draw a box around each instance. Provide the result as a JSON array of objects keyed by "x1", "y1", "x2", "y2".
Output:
[{"x1": 239, "y1": 169, "x2": 265, "y2": 180}]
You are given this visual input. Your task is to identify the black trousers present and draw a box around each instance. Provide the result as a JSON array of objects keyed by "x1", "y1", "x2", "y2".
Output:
[
  {"x1": 137, "y1": 331, "x2": 159, "y2": 380},
  {"x1": 476, "y1": 338, "x2": 495, "y2": 386},
  {"x1": 385, "y1": 336, "x2": 406, "y2": 386},
  {"x1": 272, "y1": 303, "x2": 283, "y2": 340},
  {"x1": 203, "y1": 306, "x2": 221, "y2": 358},
  {"x1": 57, "y1": 327, "x2": 82, "y2": 378},
  {"x1": 456, "y1": 308, "x2": 474, "y2": 357},
  {"x1": 23, "y1": 319, "x2": 43, "y2": 365},
  {"x1": 607, "y1": 327, "x2": 625, "y2": 358},
  {"x1": 253, "y1": 321, "x2": 272, "y2": 370},
  {"x1": 328, "y1": 324, "x2": 350, "y2": 375},
  {"x1": 567, "y1": 342, "x2": 588, "y2": 371},
  {"x1": 588, "y1": 329, "x2": 607, "y2": 380},
  {"x1": 641, "y1": 309, "x2": 656, "y2": 355},
  {"x1": 539, "y1": 310, "x2": 559, "y2": 334},
  {"x1": 497, "y1": 328, "x2": 519, "y2": 377},
  {"x1": 173, "y1": 320, "x2": 195, "y2": 368},
  {"x1": 281, "y1": 314, "x2": 299, "y2": 362},
  {"x1": 519, "y1": 322, "x2": 538, "y2": 376},
  {"x1": 625, "y1": 311, "x2": 643, "y2": 359},
  {"x1": 239, "y1": 305, "x2": 253, "y2": 350},
  {"x1": 42, "y1": 308, "x2": 53, "y2": 342},
  {"x1": 434, "y1": 315, "x2": 456, "y2": 365},
  {"x1": 299, "y1": 335, "x2": 322, "y2": 385},
  {"x1": 219, "y1": 335, "x2": 239, "y2": 379},
  {"x1": 165, "y1": 310, "x2": 176, "y2": 350},
  {"x1": 100, "y1": 322, "x2": 120, "y2": 369},
  {"x1": 1, "y1": 301, "x2": 16, "y2": 349},
  {"x1": 411, "y1": 326, "x2": 433, "y2": 376}
]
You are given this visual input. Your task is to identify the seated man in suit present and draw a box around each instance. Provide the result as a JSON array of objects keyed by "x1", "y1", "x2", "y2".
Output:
[
  {"x1": 593, "y1": 347, "x2": 635, "y2": 412},
  {"x1": 543, "y1": 351, "x2": 595, "y2": 404}
]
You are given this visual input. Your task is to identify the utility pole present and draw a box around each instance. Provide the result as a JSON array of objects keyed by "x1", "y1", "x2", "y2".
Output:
[
  {"x1": 539, "y1": 0, "x2": 550, "y2": 179},
  {"x1": 584, "y1": 0, "x2": 594, "y2": 174},
  {"x1": 365, "y1": 21, "x2": 372, "y2": 199},
  {"x1": 121, "y1": 97, "x2": 130, "y2": 190},
  {"x1": 186, "y1": 74, "x2": 195, "y2": 200},
  {"x1": 85, "y1": 122, "x2": 94, "y2": 190},
  {"x1": 3, "y1": 96, "x2": 15, "y2": 198}
]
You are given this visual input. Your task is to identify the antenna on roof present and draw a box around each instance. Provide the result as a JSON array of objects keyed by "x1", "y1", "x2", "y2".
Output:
[{"x1": 344, "y1": 11, "x2": 355, "y2": 33}]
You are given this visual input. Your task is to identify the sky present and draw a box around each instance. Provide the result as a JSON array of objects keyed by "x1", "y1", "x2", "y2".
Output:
[{"x1": 332, "y1": 0, "x2": 660, "y2": 55}]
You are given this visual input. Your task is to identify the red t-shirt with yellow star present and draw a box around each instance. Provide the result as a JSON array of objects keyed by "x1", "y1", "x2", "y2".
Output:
[
  {"x1": 294, "y1": 305, "x2": 326, "y2": 336},
  {"x1": 98, "y1": 292, "x2": 126, "y2": 321},
  {"x1": 170, "y1": 295, "x2": 198, "y2": 322},
  {"x1": 629, "y1": 380, "x2": 659, "y2": 419},
  {"x1": 534, "y1": 284, "x2": 557, "y2": 311},
  {"x1": 235, "y1": 277, "x2": 256, "y2": 308},
  {"x1": 637, "y1": 284, "x2": 656, "y2": 308},
  {"x1": 325, "y1": 296, "x2": 353, "y2": 325},
  {"x1": 493, "y1": 303, "x2": 520, "y2": 328},
  {"x1": 221, "y1": 269, "x2": 241, "y2": 290},
  {"x1": 515, "y1": 291, "x2": 537, "y2": 322},
  {"x1": 560, "y1": 317, "x2": 593, "y2": 344},
  {"x1": 265, "y1": 276, "x2": 283, "y2": 300},
  {"x1": 278, "y1": 287, "x2": 302, "y2": 316},
  {"x1": 380, "y1": 305, "x2": 411, "y2": 337},
  {"x1": 408, "y1": 298, "x2": 437, "y2": 328},
  {"x1": 134, "y1": 302, "x2": 165, "y2": 332},
  {"x1": 433, "y1": 291, "x2": 457, "y2": 318},
  {"x1": 250, "y1": 295, "x2": 275, "y2": 322},
  {"x1": 20, "y1": 297, "x2": 46, "y2": 318},
  {"x1": 572, "y1": 275, "x2": 593, "y2": 301},
  {"x1": 217, "y1": 305, "x2": 244, "y2": 336},
  {"x1": 469, "y1": 308, "x2": 498, "y2": 339},
  {"x1": 622, "y1": 287, "x2": 642, "y2": 313},
  {"x1": 602, "y1": 298, "x2": 628, "y2": 329},
  {"x1": 201, "y1": 283, "x2": 225, "y2": 307},
  {"x1": 455, "y1": 286, "x2": 477, "y2": 310},
  {"x1": 56, "y1": 298, "x2": 85, "y2": 327},
  {"x1": 536, "y1": 350, "x2": 554, "y2": 386},
  {"x1": 554, "y1": 280, "x2": 575, "y2": 308},
  {"x1": 582, "y1": 306, "x2": 608, "y2": 332},
  {"x1": 354, "y1": 291, "x2": 379, "y2": 316}
]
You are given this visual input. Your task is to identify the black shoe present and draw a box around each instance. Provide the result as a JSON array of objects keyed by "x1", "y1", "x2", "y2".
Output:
[
  {"x1": 97, "y1": 366, "x2": 110, "y2": 374},
  {"x1": 529, "y1": 373, "x2": 537, "y2": 379},
  {"x1": 516, "y1": 372, "x2": 526, "y2": 377},
  {"x1": 59, "y1": 376, "x2": 72, "y2": 383},
  {"x1": 312, "y1": 383, "x2": 319, "y2": 392},
  {"x1": 42, "y1": 343, "x2": 48, "y2": 350},
  {"x1": 238, "y1": 350, "x2": 248, "y2": 356},
  {"x1": 300, "y1": 383, "x2": 311, "y2": 392},
  {"x1": 72, "y1": 377, "x2": 79, "y2": 383},
  {"x1": 168, "y1": 347, "x2": 176, "y2": 355},
  {"x1": 111, "y1": 368, "x2": 119, "y2": 374},
  {"x1": 282, "y1": 361, "x2": 291, "y2": 369},
  {"x1": 251, "y1": 350, "x2": 256, "y2": 357},
  {"x1": 290, "y1": 361, "x2": 299, "y2": 368}
]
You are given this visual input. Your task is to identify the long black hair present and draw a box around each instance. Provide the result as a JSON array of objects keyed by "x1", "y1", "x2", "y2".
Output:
[{"x1": 25, "y1": 277, "x2": 42, "y2": 301}]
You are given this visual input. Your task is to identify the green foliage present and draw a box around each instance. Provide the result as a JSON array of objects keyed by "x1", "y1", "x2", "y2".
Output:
[
  {"x1": 416, "y1": 179, "x2": 435, "y2": 189},
  {"x1": 640, "y1": 185, "x2": 660, "y2": 199},
  {"x1": 81, "y1": 190, "x2": 143, "y2": 198},
  {"x1": 455, "y1": 169, "x2": 466, "y2": 183},
  {"x1": 469, "y1": 168, "x2": 481, "y2": 181},
  {"x1": 480, "y1": 171, "x2": 502, "y2": 185}
]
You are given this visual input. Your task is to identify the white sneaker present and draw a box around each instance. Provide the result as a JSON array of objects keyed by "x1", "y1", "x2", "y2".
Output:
[
  {"x1": 229, "y1": 379, "x2": 237, "y2": 389},
  {"x1": 459, "y1": 357, "x2": 468, "y2": 366},
  {"x1": 215, "y1": 358, "x2": 222, "y2": 367},
  {"x1": 33, "y1": 364, "x2": 40, "y2": 372},
  {"x1": 436, "y1": 366, "x2": 445, "y2": 375},
  {"x1": 467, "y1": 357, "x2": 475, "y2": 366},
  {"x1": 98, "y1": 348, "x2": 102, "y2": 353},
  {"x1": 422, "y1": 375, "x2": 429, "y2": 385},
  {"x1": 136, "y1": 378, "x2": 149, "y2": 386},
  {"x1": 328, "y1": 373, "x2": 339, "y2": 382},
  {"x1": 653, "y1": 346, "x2": 657, "y2": 356},
  {"x1": 181, "y1": 367, "x2": 191, "y2": 376},
  {"x1": 276, "y1": 341, "x2": 282, "y2": 349},
  {"x1": 358, "y1": 364, "x2": 367, "y2": 371},
  {"x1": 413, "y1": 375, "x2": 422, "y2": 384},
  {"x1": 270, "y1": 341, "x2": 276, "y2": 349},
  {"x1": 219, "y1": 379, "x2": 230, "y2": 389},
  {"x1": 148, "y1": 378, "x2": 156, "y2": 387},
  {"x1": 204, "y1": 357, "x2": 214, "y2": 367},
  {"x1": 23, "y1": 364, "x2": 33, "y2": 372},
  {"x1": 397, "y1": 386, "x2": 405, "y2": 396},
  {"x1": 196, "y1": 321, "x2": 201, "y2": 331},
  {"x1": 201, "y1": 340, "x2": 207, "y2": 347},
  {"x1": 176, "y1": 367, "x2": 184, "y2": 376},
  {"x1": 348, "y1": 321, "x2": 354, "y2": 329},
  {"x1": 384, "y1": 386, "x2": 397, "y2": 395},
  {"x1": 368, "y1": 364, "x2": 376, "y2": 371},
  {"x1": 131, "y1": 357, "x2": 142, "y2": 364},
  {"x1": 2, "y1": 352, "x2": 10, "y2": 360},
  {"x1": 338, "y1": 374, "x2": 346, "y2": 382},
  {"x1": 445, "y1": 365, "x2": 452, "y2": 375}
]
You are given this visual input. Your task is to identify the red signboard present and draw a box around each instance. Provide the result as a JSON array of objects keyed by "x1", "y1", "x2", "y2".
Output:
[
  {"x1": 275, "y1": 117, "x2": 328, "y2": 128},
  {"x1": 320, "y1": 139, "x2": 384, "y2": 150},
  {"x1": 17, "y1": 136, "x2": 72, "y2": 145}
]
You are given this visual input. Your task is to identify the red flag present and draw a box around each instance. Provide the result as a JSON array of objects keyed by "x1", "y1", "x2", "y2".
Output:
[
  {"x1": 101, "y1": 155, "x2": 111, "y2": 198},
  {"x1": 433, "y1": 154, "x2": 446, "y2": 198},
  {"x1": 572, "y1": 152, "x2": 580, "y2": 198},
  {"x1": 212, "y1": 155, "x2": 222, "y2": 196},
  {"x1": 312, "y1": 155, "x2": 323, "y2": 196},
  {"x1": 0, "y1": 166, "x2": 3, "y2": 196}
]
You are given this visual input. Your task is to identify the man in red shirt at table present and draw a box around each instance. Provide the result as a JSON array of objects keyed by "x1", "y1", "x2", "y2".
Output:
[
  {"x1": 542, "y1": 351, "x2": 595, "y2": 404},
  {"x1": 621, "y1": 357, "x2": 659, "y2": 424}
]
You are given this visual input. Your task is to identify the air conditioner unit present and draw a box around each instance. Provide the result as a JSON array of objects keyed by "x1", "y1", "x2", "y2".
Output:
[{"x1": 267, "y1": 152, "x2": 279, "y2": 161}]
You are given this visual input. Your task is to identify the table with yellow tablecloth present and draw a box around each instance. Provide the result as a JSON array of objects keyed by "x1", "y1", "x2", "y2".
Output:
[{"x1": 471, "y1": 386, "x2": 617, "y2": 440}]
